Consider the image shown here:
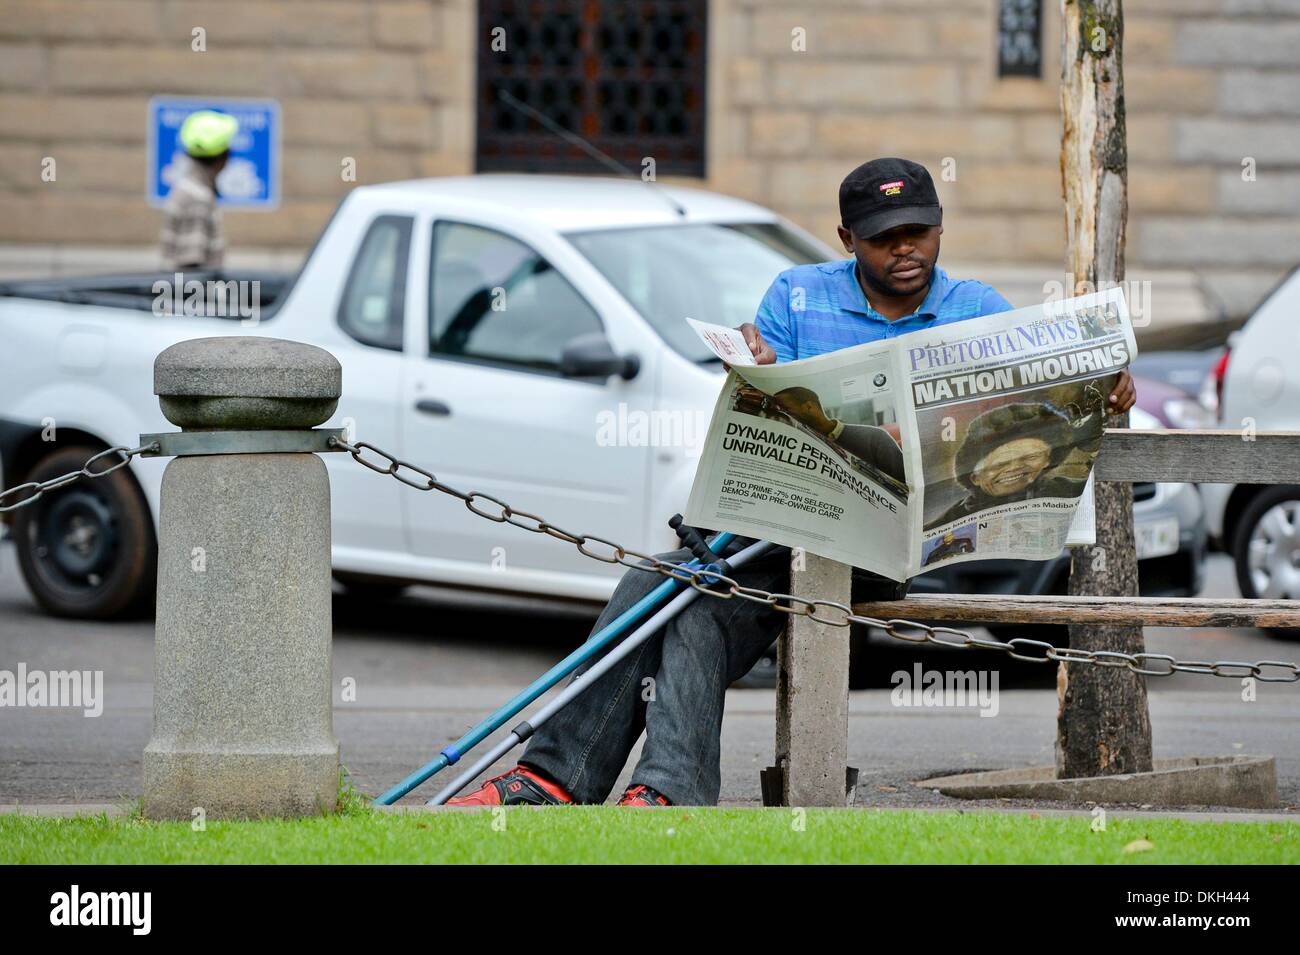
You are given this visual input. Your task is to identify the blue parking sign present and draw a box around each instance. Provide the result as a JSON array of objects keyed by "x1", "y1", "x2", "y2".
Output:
[{"x1": 148, "y1": 96, "x2": 280, "y2": 210}]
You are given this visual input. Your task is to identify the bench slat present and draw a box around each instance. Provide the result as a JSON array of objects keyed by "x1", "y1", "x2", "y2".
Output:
[
  {"x1": 1096, "y1": 429, "x2": 1300, "y2": 484},
  {"x1": 852, "y1": 594, "x2": 1300, "y2": 628}
]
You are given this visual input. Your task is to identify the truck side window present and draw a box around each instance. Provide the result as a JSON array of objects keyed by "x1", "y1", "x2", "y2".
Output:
[
  {"x1": 429, "y1": 221, "x2": 603, "y2": 373},
  {"x1": 338, "y1": 215, "x2": 412, "y2": 351}
]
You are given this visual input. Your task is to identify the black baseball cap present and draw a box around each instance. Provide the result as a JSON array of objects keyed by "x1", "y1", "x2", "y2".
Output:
[{"x1": 839, "y1": 158, "x2": 942, "y2": 240}]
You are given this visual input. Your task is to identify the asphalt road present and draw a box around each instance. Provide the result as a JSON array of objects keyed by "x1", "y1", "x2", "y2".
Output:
[{"x1": 1, "y1": 538, "x2": 1297, "y2": 811}]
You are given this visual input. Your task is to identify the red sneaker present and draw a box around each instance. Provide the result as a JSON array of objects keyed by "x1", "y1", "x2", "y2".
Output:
[
  {"x1": 442, "y1": 765, "x2": 574, "y2": 807},
  {"x1": 617, "y1": 784, "x2": 672, "y2": 806}
]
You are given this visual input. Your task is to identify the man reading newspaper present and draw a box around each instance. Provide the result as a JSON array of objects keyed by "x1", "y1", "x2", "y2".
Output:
[{"x1": 448, "y1": 157, "x2": 1137, "y2": 808}]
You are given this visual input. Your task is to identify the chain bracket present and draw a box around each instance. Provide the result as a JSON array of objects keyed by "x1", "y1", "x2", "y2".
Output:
[{"x1": 139, "y1": 428, "x2": 347, "y2": 458}]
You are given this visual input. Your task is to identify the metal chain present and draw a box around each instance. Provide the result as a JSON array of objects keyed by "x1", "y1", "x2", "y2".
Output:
[
  {"x1": 328, "y1": 437, "x2": 1300, "y2": 685},
  {"x1": 0, "y1": 442, "x2": 159, "y2": 514},
  {"x1": 0, "y1": 439, "x2": 1292, "y2": 684}
]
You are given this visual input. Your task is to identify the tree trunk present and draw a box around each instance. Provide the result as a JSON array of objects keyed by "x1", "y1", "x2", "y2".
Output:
[{"x1": 1056, "y1": 0, "x2": 1153, "y2": 779}]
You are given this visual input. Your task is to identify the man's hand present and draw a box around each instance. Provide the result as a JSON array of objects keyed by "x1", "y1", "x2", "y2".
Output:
[
  {"x1": 1108, "y1": 369, "x2": 1136, "y2": 415},
  {"x1": 722, "y1": 322, "x2": 778, "y2": 372}
]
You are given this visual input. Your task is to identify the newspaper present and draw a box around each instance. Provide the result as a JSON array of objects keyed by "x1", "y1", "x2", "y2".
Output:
[{"x1": 684, "y1": 287, "x2": 1135, "y2": 580}]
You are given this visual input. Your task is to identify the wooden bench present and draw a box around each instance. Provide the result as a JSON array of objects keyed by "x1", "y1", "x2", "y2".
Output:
[{"x1": 767, "y1": 429, "x2": 1300, "y2": 806}]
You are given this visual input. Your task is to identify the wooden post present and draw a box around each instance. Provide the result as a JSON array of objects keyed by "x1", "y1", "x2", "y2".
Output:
[
  {"x1": 772, "y1": 551, "x2": 854, "y2": 806},
  {"x1": 1056, "y1": 0, "x2": 1153, "y2": 778}
]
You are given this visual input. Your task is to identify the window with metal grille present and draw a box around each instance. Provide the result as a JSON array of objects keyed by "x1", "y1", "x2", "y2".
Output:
[
  {"x1": 476, "y1": 0, "x2": 707, "y2": 177},
  {"x1": 998, "y1": 0, "x2": 1043, "y2": 78}
]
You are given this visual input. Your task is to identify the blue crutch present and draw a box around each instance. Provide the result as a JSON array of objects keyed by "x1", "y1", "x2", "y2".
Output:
[
  {"x1": 426, "y1": 536, "x2": 775, "y2": 804},
  {"x1": 373, "y1": 518, "x2": 737, "y2": 805}
]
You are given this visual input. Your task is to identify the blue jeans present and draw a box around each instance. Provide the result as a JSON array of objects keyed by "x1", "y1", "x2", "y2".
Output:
[{"x1": 520, "y1": 535, "x2": 791, "y2": 806}]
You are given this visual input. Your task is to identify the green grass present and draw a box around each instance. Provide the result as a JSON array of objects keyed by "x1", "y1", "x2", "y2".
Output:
[{"x1": 1, "y1": 805, "x2": 1295, "y2": 864}]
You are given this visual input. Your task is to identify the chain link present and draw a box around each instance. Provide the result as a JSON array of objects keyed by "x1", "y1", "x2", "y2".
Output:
[
  {"x1": 0, "y1": 442, "x2": 158, "y2": 514},
  {"x1": 327, "y1": 436, "x2": 1300, "y2": 685}
]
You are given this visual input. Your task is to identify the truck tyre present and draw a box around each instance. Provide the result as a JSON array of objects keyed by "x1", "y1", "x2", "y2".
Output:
[
  {"x1": 1231, "y1": 484, "x2": 1300, "y2": 638},
  {"x1": 12, "y1": 445, "x2": 156, "y2": 619}
]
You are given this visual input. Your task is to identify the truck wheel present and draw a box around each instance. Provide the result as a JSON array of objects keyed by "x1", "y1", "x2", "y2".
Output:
[
  {"x1": 1231, "y1": 485, "x2": 1300, "y2": 638},
  {"x1": 12, "y1": 446, "x2": 156, "y2": 619}
]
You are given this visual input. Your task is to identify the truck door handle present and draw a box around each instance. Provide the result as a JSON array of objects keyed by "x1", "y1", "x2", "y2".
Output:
[{"x1": 414, "y1": 398, "x2": 452, "y2": 417}]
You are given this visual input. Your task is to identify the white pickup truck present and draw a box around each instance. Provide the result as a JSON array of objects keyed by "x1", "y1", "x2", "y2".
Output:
[
  {"x1": 0, "y1": 174, "x2": 832, "y2": 618},
  {"x1": 0, "y1": 173, "x2": 1204, "y2": 622}
]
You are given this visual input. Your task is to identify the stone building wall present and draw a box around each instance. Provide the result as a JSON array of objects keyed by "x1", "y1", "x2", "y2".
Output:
[{"x1": 1, "y1": 0, "x2": 1295, "y2": 320}]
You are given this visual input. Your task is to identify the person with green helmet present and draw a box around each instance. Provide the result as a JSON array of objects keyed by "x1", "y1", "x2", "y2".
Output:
[{"x1": 159, "y1": 109, "x2": 239, "y2": 271}]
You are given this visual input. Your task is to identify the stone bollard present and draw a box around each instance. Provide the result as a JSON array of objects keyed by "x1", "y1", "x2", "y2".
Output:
[{"x1": 143, "y1": 336, "x2": 341, "y2": 820}]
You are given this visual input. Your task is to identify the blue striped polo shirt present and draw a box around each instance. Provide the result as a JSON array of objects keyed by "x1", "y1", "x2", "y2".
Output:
[{"x1": 753, "y1": 259, "x2": 1013, "y2": 362}]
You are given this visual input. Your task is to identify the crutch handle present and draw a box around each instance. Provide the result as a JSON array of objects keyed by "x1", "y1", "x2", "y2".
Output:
[{"x1": 669, "y1": 513, "x2": 723, "y2": 567}]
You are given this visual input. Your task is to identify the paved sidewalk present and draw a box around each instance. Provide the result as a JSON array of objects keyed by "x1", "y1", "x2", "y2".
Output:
[
  {"x1": 4, "y1": 686, "x2": 1297, "y2": 814},
  {"x1": 4, "y1": 547, "x2": 1298, "y2": 815}
]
